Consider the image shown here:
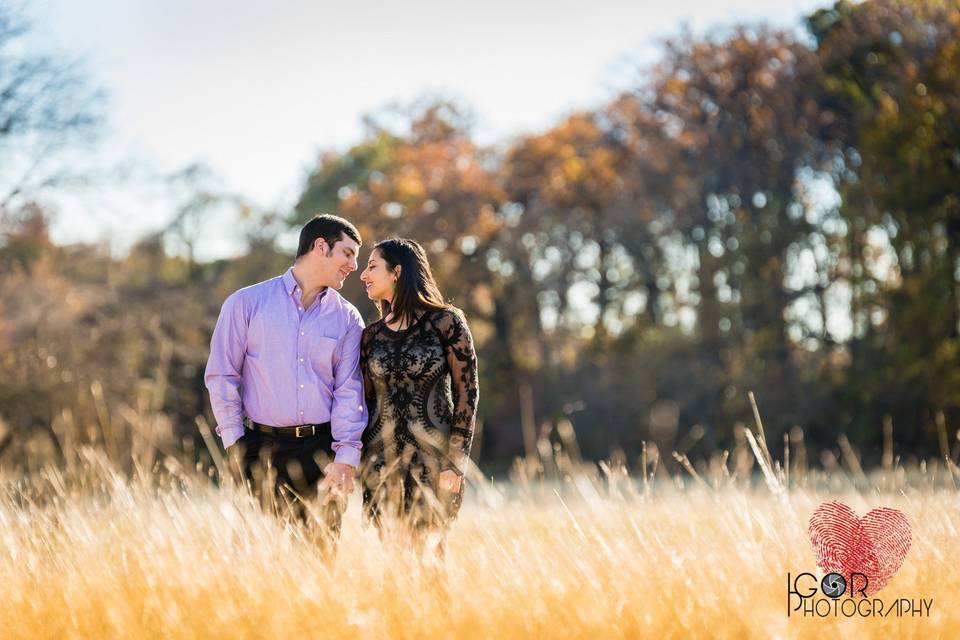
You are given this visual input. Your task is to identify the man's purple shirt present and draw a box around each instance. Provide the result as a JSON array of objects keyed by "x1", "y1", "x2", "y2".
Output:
[{"x1": 204, "y1": 268, "x2": 367, "y2": 467}]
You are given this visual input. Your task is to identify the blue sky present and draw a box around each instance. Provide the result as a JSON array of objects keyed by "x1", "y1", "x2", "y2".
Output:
[{"x1": 27, "y1": 0, "x2": 828, "y2": 257}]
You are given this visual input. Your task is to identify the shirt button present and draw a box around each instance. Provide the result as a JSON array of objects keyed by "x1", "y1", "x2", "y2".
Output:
[
  {"x1": 299, "y1": 358, "x2": 304, "y2": 362},
  {"x1": 298, "y1": 306, "x2": 303, "y2": 311},
  {"x1": 300, "y1": 331, "x2": 305, "y2": 336},
  {"x1": 299, "y1": 384, "x2": 305, "y2": 388}
]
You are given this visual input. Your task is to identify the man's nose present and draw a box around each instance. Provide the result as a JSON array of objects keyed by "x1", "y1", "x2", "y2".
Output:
[{"x1": 350, "y1": 257, "x2": 358, "y2": 271}]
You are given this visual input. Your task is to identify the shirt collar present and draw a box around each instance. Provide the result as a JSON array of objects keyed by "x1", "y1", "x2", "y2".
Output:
[
  {"x1": 281, "y1": 267, "x2": 299, "y2": 296},
  {"x1": 282, "y1": 267, "x2": 334, "y2": 306}
]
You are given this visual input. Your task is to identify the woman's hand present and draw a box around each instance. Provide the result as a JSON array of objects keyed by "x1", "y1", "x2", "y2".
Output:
[{"x1": 438, "y1": 469, "x2": 463, "y2": 493}]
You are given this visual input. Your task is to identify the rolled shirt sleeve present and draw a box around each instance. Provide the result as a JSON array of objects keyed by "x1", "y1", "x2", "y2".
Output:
[
  {"x1": 329, "y1": 308, "x2": 367, "y2": 467},
  {"x1": 204, "y1": 292, "x2": 248, "y2": 449}
]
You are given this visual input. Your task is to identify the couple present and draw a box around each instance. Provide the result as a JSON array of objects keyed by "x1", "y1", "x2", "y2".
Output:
[{"x1": 204, "y1": 214, "x2": 478, "y2": 555}]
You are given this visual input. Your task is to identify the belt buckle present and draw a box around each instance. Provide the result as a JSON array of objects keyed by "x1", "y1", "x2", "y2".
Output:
[{"x1": 294, "y1": 425, "x2": 315, "y2": 438}]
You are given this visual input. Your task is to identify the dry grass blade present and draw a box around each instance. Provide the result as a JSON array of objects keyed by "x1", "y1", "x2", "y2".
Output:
[
  {"x1": 1, "y1": 450, "x2": 957, "y2": 639},
  {"x1": 748, "y1": 391, "x2": 777, "y2": 474},
  {"x1": 838, "y1": 433, "x2": 870, "y2": 487},
  {"x1": 742, "y1": 426, "x2": 783, "y2": 495},
  {"x1": 672, "y1": 451, "x2": 709, "y2": 490},
  {"x1": 194, "y1": 415, "x2": 229, "y2": 486}
]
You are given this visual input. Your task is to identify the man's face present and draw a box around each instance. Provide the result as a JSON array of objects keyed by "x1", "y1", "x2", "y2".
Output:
[{"x1": 313, "y1": 233, "x2": 360, "y2": 289}]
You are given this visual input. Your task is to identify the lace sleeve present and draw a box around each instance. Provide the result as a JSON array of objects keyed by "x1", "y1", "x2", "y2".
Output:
[
  {"x1": 359, "y1": 325, "x2": 377, "y2": 421},
  {"x1": 436, "y1": 308, "x2": 479, "y2": 474}
]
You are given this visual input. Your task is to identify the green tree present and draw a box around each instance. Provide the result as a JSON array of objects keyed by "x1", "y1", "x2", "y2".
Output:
[{"x1": 810, "y1": 0, "x2": 960, "y2": 451}]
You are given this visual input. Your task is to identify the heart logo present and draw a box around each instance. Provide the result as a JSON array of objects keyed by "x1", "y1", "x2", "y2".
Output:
[{"x1": 808, "y1": 501, "x2": 911, "y2": 597}]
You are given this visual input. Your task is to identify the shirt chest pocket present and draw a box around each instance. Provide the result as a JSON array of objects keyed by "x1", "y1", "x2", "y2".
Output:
[{"x1": 306, "y1": 335, "x2": 339, "y2": 379}]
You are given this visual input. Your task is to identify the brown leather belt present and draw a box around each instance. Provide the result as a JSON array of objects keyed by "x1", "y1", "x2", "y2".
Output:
[{"x1": 243, "y1": 417, "x2": 331, "y2": 438}]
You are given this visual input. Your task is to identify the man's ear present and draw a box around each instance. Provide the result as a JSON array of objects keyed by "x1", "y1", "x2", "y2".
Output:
[{"x1": 313, "y1": 237, "x2": 328, "y2": 255}]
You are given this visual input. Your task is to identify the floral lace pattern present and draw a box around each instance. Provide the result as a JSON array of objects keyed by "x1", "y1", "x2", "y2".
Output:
[{"x1": 359, "y1": 307, "x2": 478, "y2": 526}]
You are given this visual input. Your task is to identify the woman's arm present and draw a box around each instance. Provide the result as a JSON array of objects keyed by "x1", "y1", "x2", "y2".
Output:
[{"x1": 438, "y1": 309, "x2": 479, "y2": 475}]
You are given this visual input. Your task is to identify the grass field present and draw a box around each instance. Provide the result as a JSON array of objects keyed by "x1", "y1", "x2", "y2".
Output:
[{"x1": 0, "y1": 445, "x2": 957, "y2": 640}]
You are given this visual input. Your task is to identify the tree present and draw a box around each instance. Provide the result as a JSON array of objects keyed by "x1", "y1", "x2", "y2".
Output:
[
  {"x1": 503, "y1": 112, "x2": 635, "y2": 341},
  {"x1": 810, "y1": 0, "x2": 960, "y2": 450},
  {"x1": 613, "y1": 26, "x2": 836, "y2": 442},
  {"x1": 0, "y1": 3, "x2": 103, "y2": 209}
]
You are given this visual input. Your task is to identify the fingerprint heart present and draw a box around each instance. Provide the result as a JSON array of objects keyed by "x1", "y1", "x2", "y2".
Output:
[{"x1": 808, "y1": 501, "x2": 911, "y2": 597}]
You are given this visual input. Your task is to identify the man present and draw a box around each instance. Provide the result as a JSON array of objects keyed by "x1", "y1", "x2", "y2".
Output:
[{"x1": 204, "y1": 214, "x2": 366, "y2": 545}]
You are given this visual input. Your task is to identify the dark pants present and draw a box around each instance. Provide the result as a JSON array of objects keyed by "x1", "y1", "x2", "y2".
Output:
[{"x1": 235, "y1": 426, "x2": 345, "y2": 549}]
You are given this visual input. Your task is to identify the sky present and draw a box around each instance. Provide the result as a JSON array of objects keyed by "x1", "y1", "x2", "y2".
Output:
[{"x1": 26, "y1": 0, "x2": 828, "y2": 258}]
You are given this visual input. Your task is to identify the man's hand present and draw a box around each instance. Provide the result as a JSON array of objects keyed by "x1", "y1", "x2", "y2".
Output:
[
  {"x1": 320, "y1": 462, "x2": 355, "y2": 504},
  {"x1": 438, "y1": 469, "x2": 463, "y2": 494}
]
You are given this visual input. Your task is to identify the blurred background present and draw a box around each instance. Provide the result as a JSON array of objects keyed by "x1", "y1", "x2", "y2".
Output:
[{"x1": 2, "y1": 0, "x2": 959, "y2": 476}]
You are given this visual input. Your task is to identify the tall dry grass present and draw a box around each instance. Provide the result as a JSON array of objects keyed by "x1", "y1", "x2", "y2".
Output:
[{"x1": 1, "y1": 437, "x2": 958, "y2": 639}]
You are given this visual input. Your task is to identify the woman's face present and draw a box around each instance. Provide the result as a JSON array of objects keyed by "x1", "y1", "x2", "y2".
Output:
[{"x1": 359, "y1": 249, "x2": 397, "y2": 302}]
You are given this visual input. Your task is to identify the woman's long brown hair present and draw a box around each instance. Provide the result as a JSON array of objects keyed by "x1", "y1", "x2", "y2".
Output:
[{"x1": 374, "y1": 238, "x2": 449, "y2": 327}]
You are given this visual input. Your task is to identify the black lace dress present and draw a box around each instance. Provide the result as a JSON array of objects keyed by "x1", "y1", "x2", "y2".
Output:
[{"x1": 359, "y1": 307, "x2": 478, "y2": 530}]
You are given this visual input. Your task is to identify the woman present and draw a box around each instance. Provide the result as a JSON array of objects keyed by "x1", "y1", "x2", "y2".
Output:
[{"x1": 358, "y1": 238, "x2": 478, "y2": 551}]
